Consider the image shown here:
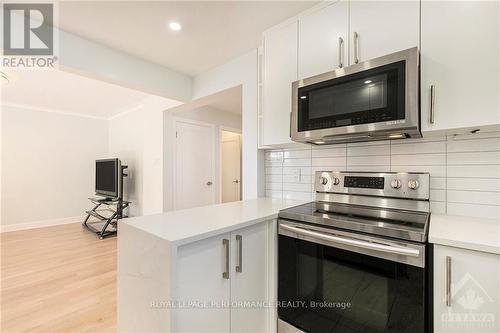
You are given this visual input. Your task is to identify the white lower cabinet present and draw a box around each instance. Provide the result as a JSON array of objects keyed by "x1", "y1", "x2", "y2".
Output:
[
  {"x1": 433, "y1": 245, "x2": 500, "y2": 333},
  {"x1": 175, "y1": 220, "x2": 274, "y2": 333}
]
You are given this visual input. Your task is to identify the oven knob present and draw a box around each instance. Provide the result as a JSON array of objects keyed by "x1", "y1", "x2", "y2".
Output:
[
  {"x1": 332, "y1": 177, "x2": 340, "y2": 185},
  {"x1": 408, "y1": 180, "x2": 419, "y2": 190},
  {"x1": 320, "y1": 177, "x2": 329, "y2": 185},
  {"x1": 390, "y1": 179, "x2": 401, "y2": 189}
]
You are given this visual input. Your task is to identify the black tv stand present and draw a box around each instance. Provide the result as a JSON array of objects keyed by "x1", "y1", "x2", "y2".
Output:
[{"x1": 82, "y1": 197, "x2": 130, "y2": 239}]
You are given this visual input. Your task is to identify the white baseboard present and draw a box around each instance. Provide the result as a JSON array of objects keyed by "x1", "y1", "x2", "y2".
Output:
[{"x1": 0, "y1": 215, "x2": 85, "y2": 233}]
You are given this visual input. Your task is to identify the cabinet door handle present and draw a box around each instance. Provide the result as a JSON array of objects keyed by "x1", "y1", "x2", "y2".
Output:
[
  {"x1": 353, "y1": 32, "x2": 359, "y2": 64},
  {"x1": 430, "y1": 85, "x2": 436, "y2": 124},
  {"x1": 446, "y1": 256, "x2": 452, "y2": 307},
  {"x1": 338, "y1": 37, "x2": 344, "y2": 68},
  {"x1": 222, "y1": 238, "x2": 229, "y2": 279},
  {"x1": 236, "y1": 235, "x2": 242, "y2": 272}
]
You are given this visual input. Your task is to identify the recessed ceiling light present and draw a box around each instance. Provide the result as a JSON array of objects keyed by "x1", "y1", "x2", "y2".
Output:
[
  {"x1": 169, "y1": 21, "x2": 182, "y2": 31},
  {"x1": 364, "y1": 80, "x2": 372, "y2": 84}
]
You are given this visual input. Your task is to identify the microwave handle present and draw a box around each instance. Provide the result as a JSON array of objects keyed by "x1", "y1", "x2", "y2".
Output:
[
  {"x1": 338, "y1": 37, "x2": 344, "y2": 68},
  {"x1": 289, "y1": 112, "x2": 292, "y2": 138}
]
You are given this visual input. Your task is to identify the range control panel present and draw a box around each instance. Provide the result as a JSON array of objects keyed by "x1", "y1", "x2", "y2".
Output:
[
  {"x1": 344, "y1": 176, "x2": 385, "y2": 189},
  {"x1": 315, "y1": 171, "x2": 430, "y2": 200}
]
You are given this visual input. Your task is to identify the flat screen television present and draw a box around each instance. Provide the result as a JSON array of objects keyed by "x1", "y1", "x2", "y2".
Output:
[{"x1": 95, "y1": 158, "x2": 122, "y2": 199}]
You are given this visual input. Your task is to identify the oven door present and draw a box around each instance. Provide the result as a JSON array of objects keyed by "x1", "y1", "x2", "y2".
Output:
[
  {"x1": 278, "y1": 220, "x2": 430, "y2": 333},
  {"x1": 291, "y1": 47, "x2": 419, "y2": 144}
]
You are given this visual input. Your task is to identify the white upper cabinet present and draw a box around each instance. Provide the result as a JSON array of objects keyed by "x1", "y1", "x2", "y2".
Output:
[
  {"x1": 298, "y1": 1, "x2": 349, "y2": 79},
  {"x1": 262, "y1": 21, "x2": 298, "y2": 146},
  {"x1": 421, "y1": 1, "x2": 500, "y2": 134},
  {"x1": 349, "y1": 1, "x2": 420, "y2": 64}
]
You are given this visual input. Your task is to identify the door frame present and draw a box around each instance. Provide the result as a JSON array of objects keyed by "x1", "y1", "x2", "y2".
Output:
[
  {"x1": 219, "y1": 126, "x2": 242, "y2": 203},
  {"x1": 173, "y1": 117, "x2": 216, "y2": 210}
]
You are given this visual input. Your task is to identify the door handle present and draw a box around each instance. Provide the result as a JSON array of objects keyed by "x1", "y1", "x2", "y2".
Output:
[
  {"x1": 430, "y1": 85, "x2": 436, "y2": 124},
  {"x1": 353, "y1": 32, "x2": 359, "y2": 64},
  {"x1": 338, "y1": 37, "x2": 344, "y2": 68},
  {"x1": 446, "y1": 256, "x2": 451, "y2": 307},
  {"x1": 236, "y1": 235, "x2": 242, "y2": 273},
  {"x1": 206, "y1": 181, "x2": 213, "y2": 186},
  {"x1": 222, "y1": 239, "x2": 229, "y2": 279},
  {"x1": 232, "y1": 180, "x2": 240, "y2": 184},
  {"x1": 280, "y1": 223, "x2": 420, "y2": 257}
]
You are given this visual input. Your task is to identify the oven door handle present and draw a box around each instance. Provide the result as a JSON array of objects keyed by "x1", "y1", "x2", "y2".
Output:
[{"x1": 280, "y1": 223, "x2": 420, "y2": 257}]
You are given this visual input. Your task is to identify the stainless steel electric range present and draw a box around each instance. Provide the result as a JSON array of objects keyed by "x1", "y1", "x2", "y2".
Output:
[{"x1": 277, "y1": 171, "x2": 432, "y2": 333}]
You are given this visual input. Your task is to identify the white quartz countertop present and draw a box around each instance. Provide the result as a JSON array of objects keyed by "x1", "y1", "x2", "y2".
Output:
[
  {"x1": 122, "y1": 198, "x2": 307, "y2": 246},
  {"x1": 429, "y1": 214, "x2": 500, "y2": 255}
]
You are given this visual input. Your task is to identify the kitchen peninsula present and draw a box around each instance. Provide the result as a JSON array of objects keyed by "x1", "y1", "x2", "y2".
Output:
[{"x1": 117, "y1": 198, "x2": 305, "y2": 333}]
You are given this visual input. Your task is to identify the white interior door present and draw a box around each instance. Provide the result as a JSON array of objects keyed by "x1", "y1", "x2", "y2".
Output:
[
  {"x1": 221, "y1": 132, "x2": 241, "y2": 203},
  {"x1": 175, "y1": 120, "x2": 215, "y2": 210}
]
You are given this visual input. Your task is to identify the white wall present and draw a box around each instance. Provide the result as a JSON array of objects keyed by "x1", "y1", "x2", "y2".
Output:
[
  {"x1": 163, "y1": 106, "x2": 241, "y2": 211},
  {"x1": 1, "y1": 105, "x2": 108, "y2": 229},
  {"x1": 109, "y1": 96, "x2": 180, "y2": 217},
  {"x1": 192, "y1": 50, "x2": 264, "y2": 200}
]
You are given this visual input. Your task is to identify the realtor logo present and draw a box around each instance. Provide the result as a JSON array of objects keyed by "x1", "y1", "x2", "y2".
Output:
[{"x1": 3, "y1": 3, "x2": 54, "y2": 55}]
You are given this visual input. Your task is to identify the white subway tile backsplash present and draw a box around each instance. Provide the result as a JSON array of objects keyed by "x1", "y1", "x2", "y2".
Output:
[
  {"x1": 430, "y1": 189, "x2": 446, "y2": 202},
  {"x1": 265, "y1": 174, "x2": 283, "y2": 183},
  {"x1": 347, "y1": 155, "x2": 390, "y2": 166},
  {"x1": 430, "y1": 201, "x2": 447, "y2": 214},
  {"x1": 447, "y1": 165, "x2": 500, "y2": 178},
  {"x1": 311, "y1": 147, "x2": 347, "y2": 158},
  {"x1": 430, "y1": 177, "x2": 446, "y2": 189},
  {"x1": 447, "y1": 137, "x2": 500, "y2": 152},
  {"x1": 283, "y1": 174, "x2": 312, "y2": 184},
  {"x1": 391, "y1": 153, "x2": 446, "y2": 166},
  {"x1": 283, "y1": 183, "x2": 313, "y2": 192},
  {"x1": 284, "y1": 149, "x2": 312, "y2": 159},
  {"x1": 391, "y1": 141, "x2": 446, "y2": 154},
  {"x1": 447, "y1": 178, "x2": 500, "y2": 192},
  {"x1": 265, "y1": 182, "x2": 282, "y2": 191},
  {"x1": 390, "y1": 165, "x2": 446, "y2": 177},
  {"x1": 282, "y1": 166, "x2": 311, "y2": 175},
  {"x1": 265, "y1": 151, "x2": 283, "y2": 161},
  {"x1": 283, "y1": 158, "x2": 311, "y2": 167},
  {"x1": 265, "y1": 167, "x2": 282, "y2": 175},
  {"x1": 346, "y1": 165, "x2": 391, "y2": 172},
  {"x1": 265, "y1": 160, "x2": 283, "y2": 167},
  {"x1": 447, "y1": 151, "x2": 500, "y2": 165},
  {"x1": 311, "y1": 157, "x2": 346, "y2": 167},
  {"x1": 265, "y1": 133, "x2": 500, "y2": 219},
  {"x1": 447, "y1": 190, "x2": 500, "y2": 206},
  {"x1": 347, "y1": 144, "x2": 390, "y2": 156}
]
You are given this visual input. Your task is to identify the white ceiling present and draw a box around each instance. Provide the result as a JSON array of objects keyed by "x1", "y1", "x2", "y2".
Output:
[
  {"x1": 1, "y1": 69, "x2": 180, "y2": 119},
  {"x1": 58, "y1": 1, "x2": 317, "y2": 76}
]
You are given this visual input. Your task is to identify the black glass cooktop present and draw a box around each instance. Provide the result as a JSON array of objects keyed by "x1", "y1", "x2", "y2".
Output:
[{"x1": 278, "y1": 202, "x2": 430, "y2": 243}]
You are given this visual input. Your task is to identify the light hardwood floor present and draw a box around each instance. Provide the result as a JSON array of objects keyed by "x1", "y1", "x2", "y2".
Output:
[{"x1": 1, "y1": 223, "x2": 117, "y2": 333}]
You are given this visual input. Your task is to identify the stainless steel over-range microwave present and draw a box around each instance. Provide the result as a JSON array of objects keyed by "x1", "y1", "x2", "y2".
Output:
[{"x1": 291, "y1": 47, "x2": 420, "y2": 144}]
